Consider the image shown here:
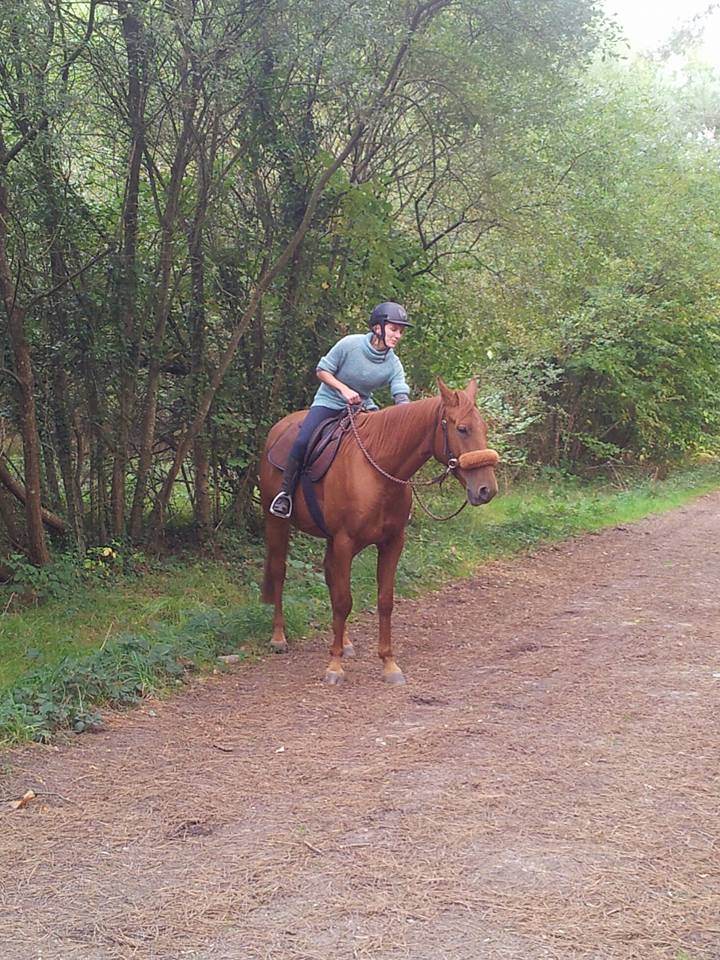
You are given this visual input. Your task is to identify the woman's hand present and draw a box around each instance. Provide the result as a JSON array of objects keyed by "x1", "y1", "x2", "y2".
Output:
[
  {"x1": 317, "y1": 369, "x2": 361, "y2": 405},
  {"x1": 340, "y1": 385, "x2": 362, "y2": 405}
]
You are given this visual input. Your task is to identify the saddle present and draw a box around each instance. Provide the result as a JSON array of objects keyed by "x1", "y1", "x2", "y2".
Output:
[{"x1": 267, "y1": 412, "x2": 351, "y2": 481}]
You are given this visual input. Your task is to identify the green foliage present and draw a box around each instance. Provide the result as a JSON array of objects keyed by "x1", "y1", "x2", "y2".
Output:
[
  {"x1": 0, "y1": 615, "x2": 239, "y2": 744},
  {"x1": 5, "y1": 542, "x2": 146, "y2": 602},
  {"x1": 409, "y1": 58, "x2": 720, "y2": 468},
  {"x1": 5, "y1": 552, "x2": 81, "y2": 601}
]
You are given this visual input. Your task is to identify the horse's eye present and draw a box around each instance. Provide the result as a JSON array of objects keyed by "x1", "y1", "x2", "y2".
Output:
[{"x1": 457, "y1": 425, "x2": 469, "y2": 435}]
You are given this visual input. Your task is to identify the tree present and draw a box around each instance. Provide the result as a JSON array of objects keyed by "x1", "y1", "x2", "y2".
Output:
[{"x1": 0, "y1": 0, "x2": 99, "y2": 563}]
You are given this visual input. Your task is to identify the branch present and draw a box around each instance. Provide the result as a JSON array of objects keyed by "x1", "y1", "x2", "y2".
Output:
[
  {"x1": 25, "y1": 244, "x2": 114, "y2": 311},
  {"x1": 0, "y1": 457, "x2": 66, "y2": 533},
  {"x1": 0, "y1": 365, "x2": 21, "y2": 385}
]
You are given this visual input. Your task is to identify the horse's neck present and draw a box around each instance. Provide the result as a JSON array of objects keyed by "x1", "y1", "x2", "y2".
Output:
[{"x1": 364, "y1": 397, "x2": 439, "y2": 480}]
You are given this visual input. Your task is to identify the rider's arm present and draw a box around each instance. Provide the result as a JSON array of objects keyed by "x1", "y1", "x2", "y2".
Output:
[
  {"x1": 316, "y1": 369, "x2": 361, "y2": 405},
  {"x1": 389, "y1": 356, "x2": 410, "y2": 403}
]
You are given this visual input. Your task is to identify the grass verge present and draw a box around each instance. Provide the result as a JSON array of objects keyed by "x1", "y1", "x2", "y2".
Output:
[{"x1": 2, "y1": 463, "x2": 719, "y2": 745}]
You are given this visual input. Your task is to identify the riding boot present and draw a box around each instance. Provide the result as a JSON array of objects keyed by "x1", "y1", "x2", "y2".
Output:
[{"x1": 269, "y1": 454, "x2": 301, "y2": 518}]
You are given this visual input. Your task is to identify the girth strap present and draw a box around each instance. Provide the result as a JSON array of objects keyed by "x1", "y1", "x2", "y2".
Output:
[{"x1": 300, "y1": 473, "x2": 332, "y2": 539}]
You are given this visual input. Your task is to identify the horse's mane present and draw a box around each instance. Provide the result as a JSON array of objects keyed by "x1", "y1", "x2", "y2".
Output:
[
  {"x1": 357, "y1": 386, "x2": 481, "y2": 453},
  {"x1": 356, "y1": 395, "x2": 440, "y2": 456}
]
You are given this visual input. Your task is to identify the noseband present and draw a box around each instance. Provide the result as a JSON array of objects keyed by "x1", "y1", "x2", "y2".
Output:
[{"x1": 437, "y1": 414, "x2": 500, "y2": 474}]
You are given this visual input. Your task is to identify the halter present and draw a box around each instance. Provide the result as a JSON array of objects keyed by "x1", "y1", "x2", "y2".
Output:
[{"x1": 346, "y1": 402, "x2": 500, "y2": 522}]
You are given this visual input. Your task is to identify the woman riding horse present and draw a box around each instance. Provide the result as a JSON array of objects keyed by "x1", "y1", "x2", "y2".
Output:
[
  {"x1": 261, "y1": 371, "x2": 500, "y2": 685},
  {"x1": 269, "y1": 301, "x2": 412, "y2": 518}
]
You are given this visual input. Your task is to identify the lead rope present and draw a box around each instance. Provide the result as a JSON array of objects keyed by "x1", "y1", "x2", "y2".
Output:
[
  {"x1": 346, "y1": 404, "x2": 469, "y2": 522},
  {"x1": 411, "y1": 487, "x2": 468, "y2": 522}
]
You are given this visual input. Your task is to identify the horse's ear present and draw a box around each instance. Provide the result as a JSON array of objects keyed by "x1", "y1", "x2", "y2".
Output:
[
  {"x1": 465, "y1": 378, "x2": 478, "y2": 403},
  {"x1": 437, "y1": 377, "x2": 457, "y2": 407}
]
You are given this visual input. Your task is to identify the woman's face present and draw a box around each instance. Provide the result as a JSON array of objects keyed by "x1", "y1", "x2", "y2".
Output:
[{"x1": 373, "y1": 322, "x2": 406, "y2": 349}]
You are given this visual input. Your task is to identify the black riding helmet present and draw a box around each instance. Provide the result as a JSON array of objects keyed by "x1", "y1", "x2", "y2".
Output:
[{"x1": 368, "y1": 302, "x2": 412, "y2": 344}]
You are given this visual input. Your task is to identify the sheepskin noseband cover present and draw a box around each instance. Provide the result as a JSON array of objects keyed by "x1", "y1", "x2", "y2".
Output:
[{"x1": 457, "y1": 448, "x2": 500, "y2": 470}]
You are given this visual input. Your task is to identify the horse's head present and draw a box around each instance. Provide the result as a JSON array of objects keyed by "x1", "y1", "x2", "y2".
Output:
[{"x1": 436, "y1": 378, "x2": 499, "y2": 506}]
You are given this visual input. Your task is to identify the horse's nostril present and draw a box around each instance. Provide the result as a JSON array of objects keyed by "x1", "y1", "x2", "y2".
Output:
[{"x1": 468, "y1": 485, "x2": 492, "y2": 506}]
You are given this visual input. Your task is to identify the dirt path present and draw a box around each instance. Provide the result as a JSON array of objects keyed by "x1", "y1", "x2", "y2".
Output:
[{"x1": 2, "y1": 494, "x2": 720, "y2": 960}]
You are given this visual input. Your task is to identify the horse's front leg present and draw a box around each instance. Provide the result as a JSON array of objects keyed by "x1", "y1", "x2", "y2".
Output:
[
  {"x1": 323, "y1": 536, "x2": 354, "y2": 684},
  {"x1": 377, "y1": 530, "x2": 406, "y2": 685},
  {"x1": 262, "y1": 516, "x2": 292, "y2": 653}
]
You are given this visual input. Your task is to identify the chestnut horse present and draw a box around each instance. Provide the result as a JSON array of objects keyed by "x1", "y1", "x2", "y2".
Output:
[{"x1": 259, "y1": 378, "x2": 499, "y2": 684}]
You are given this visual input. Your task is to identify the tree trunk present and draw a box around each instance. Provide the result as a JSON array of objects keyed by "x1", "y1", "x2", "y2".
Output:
[
  {"x1": 0, "y1": 174, "x2": 50, "y2": 565},
  {"x1": 33, "y1": 135, "x2": 87, "y2": 548},
  {"x1": 188, "y1": 115, "x2": 216, "y2": 544},
  {"x1": 128, "y1": 55, "x2": 196, "y2": 542},
  {"x1": 39, "y1": 406, "x2": 62, "y2": 513},
  {"x1": 112, "y1": 0, "x2": 147, "y2": 537},
  {"x1": 0, "y1": 485, "x2": 25, "y2": 551},
  {"x1": 84, "y1": 352, "x2": 108, "y2": 544}
]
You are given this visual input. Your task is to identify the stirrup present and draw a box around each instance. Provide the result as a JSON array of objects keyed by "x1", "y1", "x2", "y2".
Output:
[{"x1": 269, "y1": 491, "x2": 293, "y2": 518}]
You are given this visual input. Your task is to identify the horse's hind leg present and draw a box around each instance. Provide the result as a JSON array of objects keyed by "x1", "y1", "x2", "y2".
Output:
[
  {"x1": 323, "y1": 536, "x2": 354, "y2": 684},
  {"x1": 262, "y1": 516, "x2": 292, "y2": 653},
  {"x1": 377, "y1": 530, "x2": 406, "y2": 685}
]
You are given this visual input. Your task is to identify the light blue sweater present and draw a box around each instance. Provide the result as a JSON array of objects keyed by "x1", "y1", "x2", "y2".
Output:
[{"x1": 313, "y1": 333, "x2": 409, "y2": 411}]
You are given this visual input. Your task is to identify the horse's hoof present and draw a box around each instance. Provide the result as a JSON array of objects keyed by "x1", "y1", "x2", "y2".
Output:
[
  {"x1": 341, "y1": 642, "x2": 356, "y2": 659},
  {"x1": 270, "y1": 639, "x2": 288, "y2": 654},
  {"x1": 324, "y1": 670, "x2": 345, "y2": 685},
  {"x1": 383, "y1": 670, "x2": 406, "y2": 686}
]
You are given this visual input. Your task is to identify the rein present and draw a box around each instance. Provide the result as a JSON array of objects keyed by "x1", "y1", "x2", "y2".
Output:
[{"x1": 345, "y1": 404, "x2": 473, "y2": 522}]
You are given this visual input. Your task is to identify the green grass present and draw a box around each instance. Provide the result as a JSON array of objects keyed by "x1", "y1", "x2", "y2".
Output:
[
  {"x1": 0, "y1": 562, "x2": 255, "y2": 691},
  {"x1": 2, "y1": 462, "x2": 719, "y2": 744}
]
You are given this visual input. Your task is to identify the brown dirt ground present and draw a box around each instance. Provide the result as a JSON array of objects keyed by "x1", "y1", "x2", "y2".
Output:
[{"x1": 2, "y1": 493, "x2": 720, "y2": 960}]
